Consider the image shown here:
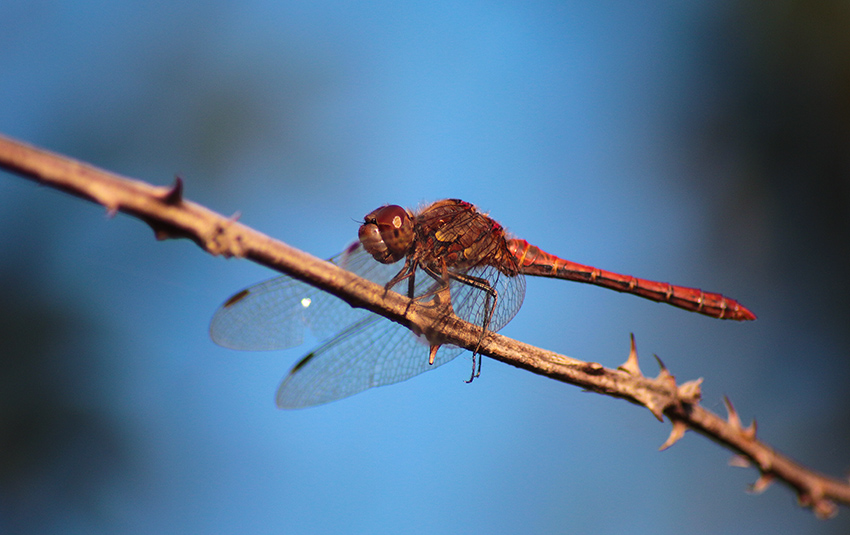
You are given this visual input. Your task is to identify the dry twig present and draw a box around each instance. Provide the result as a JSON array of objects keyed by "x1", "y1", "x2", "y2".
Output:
[{"x1": 1, "y1": 132, "x2": 848, "y2": 518}]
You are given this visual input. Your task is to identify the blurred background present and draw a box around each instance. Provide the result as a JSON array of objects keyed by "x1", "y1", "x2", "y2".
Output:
[{"x1": 1, "y1": 1, "x2": 849, "y2": 533}]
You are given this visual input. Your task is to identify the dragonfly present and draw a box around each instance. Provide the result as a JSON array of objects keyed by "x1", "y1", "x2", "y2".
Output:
[{"x1": 210, "y1": 199, "x2": 755, "y2": 409}]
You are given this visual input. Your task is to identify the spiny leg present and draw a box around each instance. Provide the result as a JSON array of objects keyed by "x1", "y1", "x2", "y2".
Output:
[
  {"x1": 380, "y1": 258, "x2": 421, "y2": 322},
  {"x1": 416, "y1": 264, "x2": 499, "y2": 379},
  {"x1": 443, "y1": 270, "x2": 499, "y2": 382}
]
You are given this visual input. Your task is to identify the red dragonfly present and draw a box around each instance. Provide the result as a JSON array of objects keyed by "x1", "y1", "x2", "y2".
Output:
[{"x1": 211, "y1": 199, "x2": 754, "y2": 409}]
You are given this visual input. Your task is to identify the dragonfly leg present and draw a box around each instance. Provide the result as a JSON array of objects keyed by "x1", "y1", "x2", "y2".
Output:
[
  {"x1": 444, "y1": 270, "x2": 499, "y2": 382},
  {"x1": 414, "y1": 263, "x2": 500, "y2": 380},
  {"x1": 386, "y1": 257, "x2": 449, "y2": 302},
  {"x1": 383, "y1": 256, "x2": 417, "y2": 297}
]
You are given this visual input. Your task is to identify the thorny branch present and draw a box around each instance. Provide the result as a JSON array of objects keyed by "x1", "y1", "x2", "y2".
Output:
[{"x1": 1, "y1": 132, "x2": 848, "y2": 519}]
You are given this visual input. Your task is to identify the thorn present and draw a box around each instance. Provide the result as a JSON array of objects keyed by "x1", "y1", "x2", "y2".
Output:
[
  {"x1": 659, "y1": 420, "x2": 688, "y2": 451},
  {"x1": 729, "y1": 455, "x2": 751, "y2": 468},
  {"x1": 748, "y1": 473, "x2": 774, "y2": 494},
  {"x1": 618, "y1": 333, "x2": 642, "y2": 376},
  {"x1": 677, "y1": 378, "x2": 702, "y2": 404},
  {"x1": 147, "y1": 219, "x2": 181, "y2": 241},
  {"x1": 742, "y1": 418, "x2": 757, "y2": 441},
  {"x1": 723, "y1": 396, "x2": 742, "y2": 430},
  {"x1": 645, "y1": 400, "x2": 665, "y2": 422},
  {"x1": 654, "y1": 355, "x2": 675, "y2": 385},
  {"x1": 428, "y1": 344, "x2": 440, "y2": 365},
  {"x1": 160, "y1": 175, "x2": 184, "y2": 204}
]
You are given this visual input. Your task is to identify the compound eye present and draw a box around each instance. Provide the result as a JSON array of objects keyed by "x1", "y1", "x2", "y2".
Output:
[{"x1": 358, "y1": 205, "x2": 413, "y2": 263}]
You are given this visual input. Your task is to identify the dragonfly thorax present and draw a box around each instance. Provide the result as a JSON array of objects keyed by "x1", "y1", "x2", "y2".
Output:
[{"x1": 358, "y1": 204, "x2": 415, "y2": 264}]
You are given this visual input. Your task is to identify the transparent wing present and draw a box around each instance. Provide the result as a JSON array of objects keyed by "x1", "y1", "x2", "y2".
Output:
[
  {"x1": 276, "y1": 316, "x2": 463, "y2": 409},
  {"x1": 448, "y1": 264, "x2": 526, "y2": 333},
  {"x1": 275, "y1": 261, "x2": 524, "y2": 408},
  {"x1": 211, "y1": 238, "x2": 525, "y2": 409},
  {"x1": 210, "y1": 242, "x2": 403, "y2": 350}
]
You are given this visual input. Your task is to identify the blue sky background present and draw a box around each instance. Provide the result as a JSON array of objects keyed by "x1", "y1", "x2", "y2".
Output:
[{"x1": 2, "y1": 2, "x2": 849, "y2": 534}]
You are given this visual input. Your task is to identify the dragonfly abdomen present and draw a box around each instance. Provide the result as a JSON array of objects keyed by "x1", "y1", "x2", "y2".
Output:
[{"x1": 507, "y1": 239, "x2": 756, "y2": 321}]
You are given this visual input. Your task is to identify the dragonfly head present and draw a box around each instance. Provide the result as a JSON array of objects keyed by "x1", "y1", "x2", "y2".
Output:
[{"x1": 359, "y1": 204, "x2": 414, "y2": 264}]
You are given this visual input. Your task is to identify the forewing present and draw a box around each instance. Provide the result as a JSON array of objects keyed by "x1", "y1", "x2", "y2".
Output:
[
  {"x1": 210, "y1": 242, "x2": 405, "y2": 350},
  {"x1": 211, "y1": 237, "x2": 483, "y2": 408}
]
